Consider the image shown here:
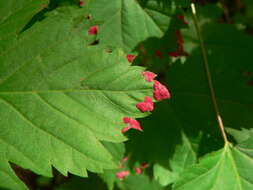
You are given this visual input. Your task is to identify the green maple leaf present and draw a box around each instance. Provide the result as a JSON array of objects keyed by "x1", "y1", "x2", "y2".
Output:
[
  {"x1": 173, "y1": 141, "x2": 253, "y2": 190},
  {"x1": 88, "y1": 0, "x2": 166, "y2": 52},
  {"x1": 0, "y1": 2, "x2": 155, "y2": 189}
]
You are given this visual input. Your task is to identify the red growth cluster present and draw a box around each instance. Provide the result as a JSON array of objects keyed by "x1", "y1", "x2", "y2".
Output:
[
  {"x1": 116, "y1": 171, "x2": 129, "y2": 180},
  {"x1": 79, "y1": 0, "x2": 85, "y2": 7},
  {"x1": 142, "y1": 71, "x2": 157, "y2": 82},
  {"x1": 135, "y1": 167, "x2": 142, "y2": 174},
  {"x1": 121, "y1": 71, "x2": 170, "y2": 133},
  {"x1": 153, "y1": 80, "x2": 171, "y2": 101},
  {"x1": 122, "y1": 117, "x2": 143, "y2": 133},
  {"x1": 168, "y1": 30, "x2": 188, "y2": 57},
  {"x1": 134, "y1": 162, "x2": 149, "y2": 174},
  {"x1": 116, "y1": 156, "x2": 149, "y2": 180},
  {"x1": 127, "y1": 54, "x2": 135, "y2": 63},
  {"x1": 88, "y1": 25, "x2": 98, "y2": 35},
  {"x1": 136, "y1": 96, "x2": 154, "y2": 112}
]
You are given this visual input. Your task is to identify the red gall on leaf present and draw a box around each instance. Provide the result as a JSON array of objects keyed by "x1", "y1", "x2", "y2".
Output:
[
  {"x1": 79, "y1": 0, "x2": 85, "y2": 7},
  {"x1": 127, "y1": 54, "x2": 135, "y2": 63},
  {"x1": 177, "y1": 15, "x2": 189, "y2": 25},
  {"x1": 88, "y1": 25, "x2": 98, "y2": 35},
  {"x1": 168, "y1": 30, "x2": 188, "y2": 57},
  {"x1": 168, "y1": 52, "x2": 180, "y2": 57},
  {"x1": 123, "y1": 117, "x2": 131, "y2": 124},
  {"x1": 142, "y1": 71, "x2": 156, "y2": 82},
  {"x1": 155, "y1": 50, "x2": 163, "y2": 59},
  {"x1": 121, "y1": 126, "x2": 132, "y2": 133},
  {"x1": 135, "y1": 167, "x2": 142, "y2": 174},
  {"x1": 129, "y1": 119, "x2": 143, "y2": 131},
  {"x1": 168, "y1": 51, "x2": 188, "y2": 57},
  {"x1": 116, "y1": 171, "x2": 129, "y2": 180},
  {"x1": 176, "y1": 30, "x2": 184, "y2": 44},
  {"x1": 122, "y1": 117, "x2": 143, "y2": 133},
  {"x1": 136, "y1": 96, "x2": 154, "y2": 112},
  {"x1": 153, "y1": 80, "x2": 171, "y2": 101}
]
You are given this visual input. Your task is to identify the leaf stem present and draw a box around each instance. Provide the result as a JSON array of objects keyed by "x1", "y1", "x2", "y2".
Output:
[{"x1": 190, "y1": 3, "x2": 228, "y2": 143}]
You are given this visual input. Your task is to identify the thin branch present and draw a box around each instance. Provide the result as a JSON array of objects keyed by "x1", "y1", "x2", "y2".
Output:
[{"x1": 190, "y1": 3, "x2": 228, "y2": 143}]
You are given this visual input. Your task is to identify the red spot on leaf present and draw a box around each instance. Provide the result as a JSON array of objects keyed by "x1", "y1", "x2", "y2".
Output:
[
  {"x1": 176, "y1": 30, "x2": 184, "y2": 44},
  {"x1": 177, "y1": 15, "x2": 188, "y2": 25},
  {"x1": 129, "y1": 119, "x2": 143, "y2": 131},
  {"x1": 127, "y1": 54, "x2": 135, "y2": 63},
  {"x1": 136, "y1": 96, "x2": 154, "y2": 112},
  {"x1": 135, "y1": 167, "x2": 142, "y2": 174},
  {"x1": 123, "y1": 117, "x2": 131, "y2": 124},
  {"x1": 121, "y1": 126, "x2": 132, "y2": 133},
  {"x1": 168, "y1": 30, "x2": 188, "y2": 57},
  {"x1": 153, "y1": 80, "x2": 171, "y2": 101},
  {"x1": 168, "y1": 52, "x2": 180, "y2": 57},
  {"x1": 88, "y1": 25, "x2": 98, "y2": 35},
  {"x1": 116, "y1": 171, "x2": 129, "y2": 180},
  {"x1": 142, "y1": 71, "x2": 156, "y2": 82},
  {"x1": 122, "y1": 117, "x2": 143, "y2": 133},
  {"x1": 155, "y1": 50, "x2": 163, "y2": 59},
  {"x1": 79, "y1": 0, "x2": 85, "y2": 7}
]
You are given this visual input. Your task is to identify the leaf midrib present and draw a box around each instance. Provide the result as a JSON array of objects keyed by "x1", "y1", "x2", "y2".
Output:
[{"x1": 0, "y1": 88, "x2": 151, "y2": 94}]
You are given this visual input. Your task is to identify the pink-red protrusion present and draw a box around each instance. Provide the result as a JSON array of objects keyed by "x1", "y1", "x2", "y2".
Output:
[
  {"x1": 122, "y1": 117, "x2": 143, "y2": 133},
  {"x1": 136, "y1": 96, "x2": 154, "y2": 112},
  {"x1": 127, "y1": 54, "x2": 135, "y2": 63},
  {"x1": 121, "y1": 126, "x2": 132, "y2": 133},
  {"x1": 79, "y1": 0, "x2": 85, "y2": 7},
  {"x1": 168, "y1": 30, "x2": 188, "y2": 57},
  {"x1": 123, "y1": 117, "x2": 131, "y2": 124},
  {"x1": 135, "y1": 167, "x2": 142, "y2": 174},
  {"x1": 142, "y1": 71, "x2": 156, "y2": 82},
  {"x1": 153, "y1": 80, "x2": 171, "y2": 101},
  {"x1": 134, "y1": 163, "x2": 149, "y2": 174},
  {"x1": 88, "y1": 25, "x2": 98, "y2": 35},
  {"x1": 116, "y1": 171, "x2": 129, "y2": 180}
]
